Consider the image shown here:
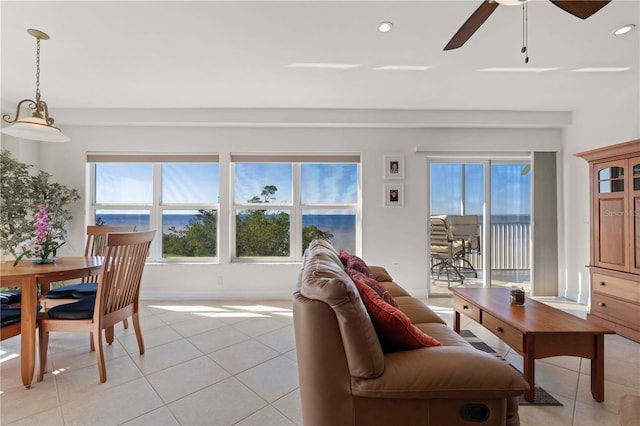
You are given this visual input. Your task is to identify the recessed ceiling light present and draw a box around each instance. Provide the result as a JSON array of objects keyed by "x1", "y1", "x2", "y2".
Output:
[
  {"x1": 571, "y1": 67, "x2": 632, "y2": 72},
  {"x1": 613, "y1": 24, "x2": 635, "y2": 36},
  {"x1": 478, "y1": 67, "x2": 557, "y2": 73},
  {"x1": 378, "y1": 21, "x2": 393, "y2": 33},
  {"x1": 286, "y1": 63, "x2": 360, "y2": 70},
  {"x1": 375, "y1": 65, "x2": 431, "y2": 71}
]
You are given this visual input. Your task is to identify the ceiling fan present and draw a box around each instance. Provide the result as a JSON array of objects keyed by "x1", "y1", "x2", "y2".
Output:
[{"x1": 444, "y1": 0, "x2": 611, "y2": 51}]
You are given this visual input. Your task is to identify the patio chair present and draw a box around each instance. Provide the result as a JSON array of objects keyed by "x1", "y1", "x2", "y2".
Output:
[
  {"x1": 447, "y1": 214, "x2": 480, "y2": 278},
  {"x1": 37, "y1": 230, "x2": 155, "y2": 383},
  {"x1": 429, "y1": 215, "x2": 465, "y2": 286}
]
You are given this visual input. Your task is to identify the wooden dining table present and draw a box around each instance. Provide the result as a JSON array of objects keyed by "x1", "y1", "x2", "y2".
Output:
[{"x1": 0, "y1": 256, "x2": 103, "y2": 388}]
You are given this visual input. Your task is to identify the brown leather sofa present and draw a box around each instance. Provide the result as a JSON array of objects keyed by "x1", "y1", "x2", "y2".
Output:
[{"x1": 293, "y1": 239, "x2": 529, "y2": 426}]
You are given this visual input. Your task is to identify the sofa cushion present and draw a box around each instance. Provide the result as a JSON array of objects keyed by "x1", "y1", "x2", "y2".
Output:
[
  {"x1": 393, "y1": 296, "x2": 447, "y2": 325},
  {"x1": 353, "y1": 277, "x2": 441, "y2": 352},
  {"x1": 348, "y1": 269, "x2": 398, "y2": 308},
  {"x1": 299, "y1": 240, "x2": 385, "y2": 378},
  {"x1": 378, "y1": 281, "x2": 411, "y2": 298}
]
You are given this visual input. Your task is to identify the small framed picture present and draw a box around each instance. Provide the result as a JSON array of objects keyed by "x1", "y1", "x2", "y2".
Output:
[
  {"x1": 384, "y1": 155, "x2": 404, "y2": 179},
  {"x1": 384, "y1": 184, "x2": 404, "y2": 207}
]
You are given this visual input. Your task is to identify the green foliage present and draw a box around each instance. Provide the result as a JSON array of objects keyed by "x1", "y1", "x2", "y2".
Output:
[
  {"x1": 236, "y1": 210, "x2": 290, "y2": 256},
  {"x1": 163, "y1": 210, "x2": 217, "y2": 257},
  {"x1": 160, "y1": 184, "x2": 333, "y2": 258},
  {"x1": 0, "y1": 150, "x2": 80, "y2": 255}
]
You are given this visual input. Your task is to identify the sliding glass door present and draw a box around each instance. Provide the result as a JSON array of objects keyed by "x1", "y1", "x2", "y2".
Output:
[
  {"x1": 428, "y1": 159, "x2": 531, "y2": 295},
  {"x1": 489, "y1": 163, "x2": 531, "y2": 291}
]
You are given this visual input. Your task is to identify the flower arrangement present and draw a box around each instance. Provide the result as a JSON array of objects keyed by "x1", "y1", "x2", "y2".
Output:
[
  {"x1": 13, "y1": 204, "x2": 66, "y2": 266},
  {"x1": 1, "y1": 150, "x2": 80, "y2": 258}
]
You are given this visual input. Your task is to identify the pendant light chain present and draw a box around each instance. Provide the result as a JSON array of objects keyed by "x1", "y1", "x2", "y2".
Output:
[
  {"x1": 521, "y1": 0, "x2": 529, "y2": 63},
  {"x1": 35, "y1": 36, "x2": 41, "y2": 103}
]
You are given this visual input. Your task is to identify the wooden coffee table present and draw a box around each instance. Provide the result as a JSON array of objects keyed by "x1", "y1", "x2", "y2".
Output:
[{"x1": 450, "y1": 287, "x2": 614, "y2": 402}]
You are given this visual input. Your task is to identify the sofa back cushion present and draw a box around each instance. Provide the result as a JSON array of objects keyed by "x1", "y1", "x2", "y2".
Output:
[{"x1": 299, "y1": 240, "x2": 385, "y2": 378}]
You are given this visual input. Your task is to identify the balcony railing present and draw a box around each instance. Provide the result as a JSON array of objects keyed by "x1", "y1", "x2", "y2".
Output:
[{"x1": 467, "y1": 222, "x2": 531, "y2": 270}]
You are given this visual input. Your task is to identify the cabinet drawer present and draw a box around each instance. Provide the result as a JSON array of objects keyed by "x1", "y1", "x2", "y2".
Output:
[
  {"x1": 592, "y1": 273, "x2": 640, "y2": 303},
  {"x1": 482, "y1": 312, "x2": 524, "y2": 353},
  {"x1": 591, "y1": 293, "x2": 640, "y2": 325},
  {"x1": 453, "y1": 297, "x2": 481, "y2": 322}
]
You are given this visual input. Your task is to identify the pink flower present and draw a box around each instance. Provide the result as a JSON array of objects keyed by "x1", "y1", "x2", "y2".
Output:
[
  {"x1": 12, "y1": 204, "x2": 66, "y2": 266},
  {"x1": 34, "y1": 204, "x2": 51, "y2": 243}
]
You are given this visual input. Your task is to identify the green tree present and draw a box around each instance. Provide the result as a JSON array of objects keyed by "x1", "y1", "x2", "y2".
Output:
[
  {"x1": 236, "y1": 185, "x2": 289, "y2": 256},
  {"x1": 163, "y1": 210, "x2": 217, "y2": 257},
  {"x1": 236, "y1": 185, "x2": 333, "y2": 256},
  {"x1": 0, "y1": 150, "x2": 80, "y2": 255}
]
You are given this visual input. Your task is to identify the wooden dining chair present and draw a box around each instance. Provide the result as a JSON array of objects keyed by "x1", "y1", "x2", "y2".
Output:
[
  {"x1": 40, "y1": 225, "x2": 136, "y2": 307},
  {"x1": 1, "y1": 306, "x2": 22, "y2": 341},
  {"x1": 1, "y1": 281, "x2": 26, "y2": 341},
  {"x1": 37, "y1": 230, "x2": 155, "y2": 383}
]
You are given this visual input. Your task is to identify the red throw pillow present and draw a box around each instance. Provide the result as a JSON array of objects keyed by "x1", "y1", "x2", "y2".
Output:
[
  {"x1": 346, "y1": 255, "x2": 374, "y2": 277},
  {"x1": 348, "y1": 269, "x2": 399, "y2": 308},
  {"x1": 338, "y1": 249, "x2": 351, "y2": 268},
  {"x1": 352, "y1": 278, "x2": 441, "y2": 352}
]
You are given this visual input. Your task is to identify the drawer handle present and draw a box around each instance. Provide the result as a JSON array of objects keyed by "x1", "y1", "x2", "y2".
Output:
[
  {"x1": 599, "y1": 302, "x2": 606, "y2": 307},
  {"x1": 462, "y1": 305, "x2": 469, "y2": 310},
  {"x1": 600, "y1": 282, "x2": 606, "y2": 286},
  {"x1": 495, "y1": 326, "x2": 503, "y2": 333}
]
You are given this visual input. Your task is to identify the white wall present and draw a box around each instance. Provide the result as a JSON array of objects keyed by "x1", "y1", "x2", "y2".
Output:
[
  {"x1": 2, "y1": 110, "x2": 565, "y2": 300},
  {"x1": 4, "y1": 104, "x2": 637, "y2": 302},
  {"x1": 561, "y1": 86, "x2": 640, "y2": 304}
]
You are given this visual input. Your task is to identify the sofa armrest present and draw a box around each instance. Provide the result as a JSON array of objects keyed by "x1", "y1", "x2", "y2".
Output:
[{"x1": 351, "y1": 346, "x2": 529, "y2": 400}]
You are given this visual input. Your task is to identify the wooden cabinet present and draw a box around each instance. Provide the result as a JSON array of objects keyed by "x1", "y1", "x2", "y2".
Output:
[{"x1": 576, "y1": 140, "x2": 640, "y2": 342}]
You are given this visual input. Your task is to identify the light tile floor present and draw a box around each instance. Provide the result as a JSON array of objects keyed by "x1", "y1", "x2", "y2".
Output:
[{"x1": 1, "y1": 297, "x2": 639, "y2": 425}]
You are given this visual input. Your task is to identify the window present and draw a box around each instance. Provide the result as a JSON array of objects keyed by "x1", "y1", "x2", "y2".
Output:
[
  {"x1": 89, "y1": 154, "x2": 219, "y2": 261},
  {"x1": 231, "y1": 154, "x2": 359, "y2": 261}
]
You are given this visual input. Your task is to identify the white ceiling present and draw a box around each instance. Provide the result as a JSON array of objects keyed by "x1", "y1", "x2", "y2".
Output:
[{"x1": 1, "y1": 0, "x2": 638, "y2": 116}]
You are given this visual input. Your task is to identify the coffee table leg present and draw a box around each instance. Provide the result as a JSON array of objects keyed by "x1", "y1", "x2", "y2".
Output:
[
  {"x1": 591, "y1": 334, "x2": 605, "y2": 402},
  {"x1": 454, "y1": 310, "x2": 461, "y2": 334},
  {"x1": 523, "y1": 334, "x2": 535, "y2": 402}
]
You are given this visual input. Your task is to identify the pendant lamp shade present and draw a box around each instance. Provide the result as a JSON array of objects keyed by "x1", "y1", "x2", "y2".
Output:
[{"x1": 1, "y1": 114, "x2": 70, "y2": 143}]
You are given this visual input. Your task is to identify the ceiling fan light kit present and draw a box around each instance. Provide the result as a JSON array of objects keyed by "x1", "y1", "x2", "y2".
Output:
[
  {"x1": 1, "y1": 28, "x2": 70, "y2": 143},
  {"x1": 444, "y1": 0, "x2": 612, "y2": 51}
]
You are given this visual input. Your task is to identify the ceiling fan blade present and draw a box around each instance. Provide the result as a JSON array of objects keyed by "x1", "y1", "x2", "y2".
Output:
[
  {"x1": 444, "y1": 0, "x2": 500, "y2": 51},
  {"x1": 549, "y1": 0, "x2": 611, "y2": 19}
]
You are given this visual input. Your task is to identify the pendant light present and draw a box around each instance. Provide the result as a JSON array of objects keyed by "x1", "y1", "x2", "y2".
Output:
[{"x1": 2, "y1": 29, "x2": 70, "y2": 142}]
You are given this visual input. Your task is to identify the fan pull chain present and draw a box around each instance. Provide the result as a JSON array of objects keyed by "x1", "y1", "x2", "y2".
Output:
[{"x1": 521, "y1": 0, "x2": 529, "y2": 63}]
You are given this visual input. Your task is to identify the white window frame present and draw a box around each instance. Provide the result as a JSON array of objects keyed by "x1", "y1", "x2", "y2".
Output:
[
  {"x1": 88, "y1": 153, "x2": 220, "y2": 262},
  {"x1": 230, "y1": 154, "x2": 361, "y2": 263}
]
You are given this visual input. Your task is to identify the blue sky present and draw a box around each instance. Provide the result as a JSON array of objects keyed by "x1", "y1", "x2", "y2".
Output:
[
  {"x1": 96, "y1": 162, "x2": 528, "y2": 216},
  {"x1": 234, "y1": 163, "x2": 358, "y2": 205},
  {"x1": 96, "y1": 163, "x2": 358, "y2": 206},
  {"x1": 430, "y1": 163, "x2": 531, "y2": 217}
]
